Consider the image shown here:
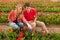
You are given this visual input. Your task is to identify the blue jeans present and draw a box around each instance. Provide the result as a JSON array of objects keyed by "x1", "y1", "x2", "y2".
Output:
[{"x1": 8, "y1": 22, "x2": 24, "y2": 30}]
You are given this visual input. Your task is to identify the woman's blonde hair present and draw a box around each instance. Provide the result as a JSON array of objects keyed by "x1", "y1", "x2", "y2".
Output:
[{"x1": 16, "y1": 4, "x2": 22, "y2": 8}]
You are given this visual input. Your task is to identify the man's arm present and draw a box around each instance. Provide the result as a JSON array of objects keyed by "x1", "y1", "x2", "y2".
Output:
[{"x1": 22, "y1": 15, "x2": 32, "y2": 29}]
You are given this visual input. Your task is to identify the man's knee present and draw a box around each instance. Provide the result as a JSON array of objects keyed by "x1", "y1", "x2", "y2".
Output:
[
  {"x1": 36, "y1": 21, "x2": 45, "y2": 26},
  {"x1": 40, "y1": 22, "x2": 45, "y2": 25},
  {"x1": 17, "y1": 22, "x2": 24, "y2": 27}
]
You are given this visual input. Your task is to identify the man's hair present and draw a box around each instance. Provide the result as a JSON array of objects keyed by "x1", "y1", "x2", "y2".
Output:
[{"x1": 24, "y1": 2, "x2": 30, "y2": 8}]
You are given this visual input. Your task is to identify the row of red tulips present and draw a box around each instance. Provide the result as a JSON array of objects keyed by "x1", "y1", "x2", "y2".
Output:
[{"x1": 1, "y1": 13, "x2": 60, "y2": 25}]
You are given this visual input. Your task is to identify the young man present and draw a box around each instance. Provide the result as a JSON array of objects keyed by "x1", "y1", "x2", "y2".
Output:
[{"x1": 23, "y1": 3, "x2": 49, "y2": 33}]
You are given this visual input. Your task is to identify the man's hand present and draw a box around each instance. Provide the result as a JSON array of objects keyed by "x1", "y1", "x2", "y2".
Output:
[{"x1": 27, "y1": 23, "x2": 32, "y2": 29}]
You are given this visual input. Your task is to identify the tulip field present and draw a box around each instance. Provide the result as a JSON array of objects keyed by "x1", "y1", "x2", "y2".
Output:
[
  {"x1": 0, "y1": 0, "x2": 60, "y2": 13},
  {"x1": 0, "y1": 0, "x2": 60, "y2": 40},
  {"x1": 0, "y1": 12, "x2": 60, "y2": 40},
  {"x1": 0, "y1": 26, "x2": 60, "y2": 40}
]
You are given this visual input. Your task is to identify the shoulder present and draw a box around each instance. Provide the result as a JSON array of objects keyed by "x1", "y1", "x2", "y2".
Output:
[
  {"x1": 9, "y1": 10, "x2": 15, "y2": 15},
  {"x1": 31, "y1": 8, "x2": 36, "y2": 11},
  {"x1": 31, "y1": 8, "x2": 36, "y2": 13},
  {"x1": 9, "y1": 10, "x2": 14, "y2": 14}
]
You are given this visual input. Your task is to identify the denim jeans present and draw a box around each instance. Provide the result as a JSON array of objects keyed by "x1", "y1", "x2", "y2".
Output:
[
  {"x1": 8, "y1": 22, "x2": 31, "y2": 32},
  {"x1": 8, "y1": 22, "x2": 24, "y2": 30}
]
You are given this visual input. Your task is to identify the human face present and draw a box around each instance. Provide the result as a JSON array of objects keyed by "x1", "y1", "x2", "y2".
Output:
[
  {"x1": 25, "y1": 7, "x2": 30, "y2": 13},
  {"x1": 17, "y1": 7, "x2": 22, "y2": 14}
]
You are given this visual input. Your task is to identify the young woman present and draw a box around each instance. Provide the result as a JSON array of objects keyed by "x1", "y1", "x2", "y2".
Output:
[{"x1": 8, "y1": 4, "x2": 25, "y2": 31}]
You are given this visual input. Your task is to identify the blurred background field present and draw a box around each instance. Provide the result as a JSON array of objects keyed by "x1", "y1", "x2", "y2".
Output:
[
  {"x1": 0, "y1": 0, "x2": 60, "y2": 13},
  {"x1": 0, "y1": 0, "x2": 60, "y2": 23}
]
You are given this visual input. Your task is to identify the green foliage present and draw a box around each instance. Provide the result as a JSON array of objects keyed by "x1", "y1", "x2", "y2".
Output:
[
  {"x1": 0, "y1": 14, "x2": 8, "y2": 23},
  {"x1": 1, "y1": 14, "x2": 60, "y2": 25},
  {"x1": 37, "y1": 14, "x2": 60, "y2": 25},
  {"x1": 0, "y1": 32, "x2": 18, "y2": 40},
  {"x1": 0, "y1": 31, "x2": 60, "y2": 40},
  {"x1": 0, "y1": 1, "x2": 60, "y2": 13},
  {"x1": 36, "y1": 7, "x2": 60, "y2": 12}
]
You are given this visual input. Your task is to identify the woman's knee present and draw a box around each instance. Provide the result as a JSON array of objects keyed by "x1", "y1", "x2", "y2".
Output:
[
  {"x1": 13, "y1": 25, "x2": 19, "y2": 30},
  {"x1": 8, "y1": 22, "x2": 19, "y2": 30}
]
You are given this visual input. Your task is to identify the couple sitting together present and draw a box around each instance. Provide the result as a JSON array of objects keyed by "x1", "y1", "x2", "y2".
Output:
[{"x1": 8, "y1": 2, "x2": 49, "y2": 33}]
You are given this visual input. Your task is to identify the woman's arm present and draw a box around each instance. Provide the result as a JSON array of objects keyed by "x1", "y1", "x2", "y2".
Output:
[{"x1": 8, "y1": 11, "x2": 13, "y2": 23}]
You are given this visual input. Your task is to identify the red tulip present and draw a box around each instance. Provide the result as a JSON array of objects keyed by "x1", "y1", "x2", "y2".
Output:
[
  {"x1": 0, "y1": 12, "x2": 3, "y2": 14},
  {"x1": 17, "y1": 32, "x2": 23, "y2": 40},
  {"x1": 41, "y1": 14, "x2": 45, "y2": 16},
  {"x1": 41, "y1": 29, "x2": 46, "y2": 34},
  {"x1": 58, "y1": 16, "x2": 60, "y2": 19},
  {"x1": 0, "y1": 28, "x2": 3, "y2": 31},
  {"x1": 23, "y1": 26, "x2": 28, "y2": 31},
  {"x1": 18, "y1": 32, "x2": 23, "y2": 38},
  {"x1": 17, "y1": 38, "x2": 21, "y2": 40}
]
